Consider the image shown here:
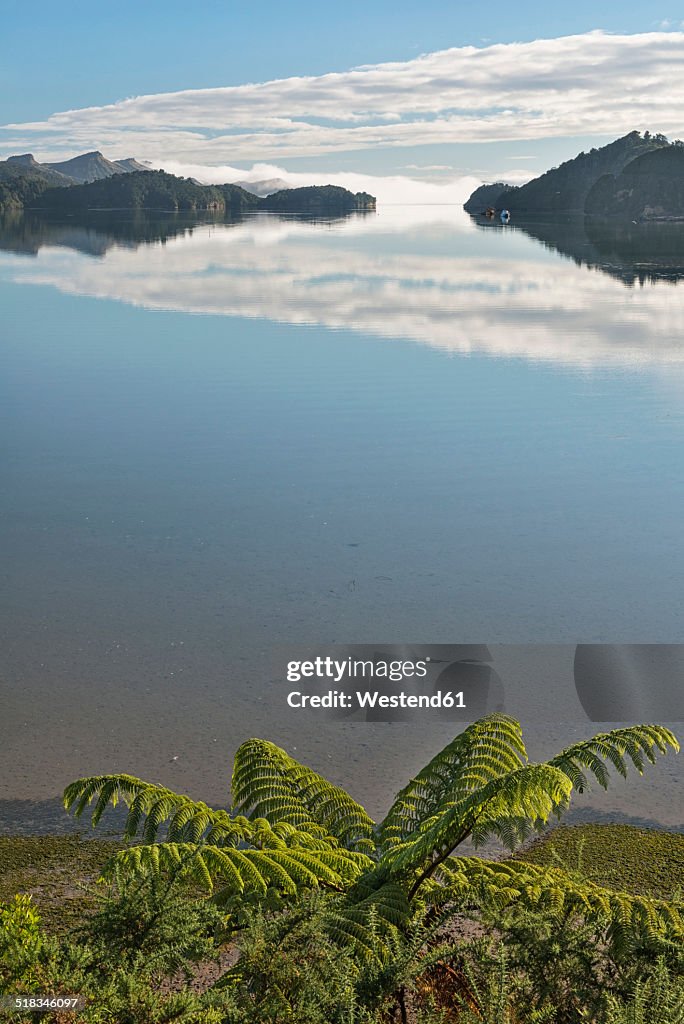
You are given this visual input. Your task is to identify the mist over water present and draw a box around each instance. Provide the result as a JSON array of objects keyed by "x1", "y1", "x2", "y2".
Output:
[{"x1": 0, "y1": 205, "x2": 682, "y2": 829}]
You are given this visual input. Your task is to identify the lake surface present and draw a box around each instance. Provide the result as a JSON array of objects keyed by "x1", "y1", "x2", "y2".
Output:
[{"x1": 0, "y1": 206, "x2": 683, "y2": 829}]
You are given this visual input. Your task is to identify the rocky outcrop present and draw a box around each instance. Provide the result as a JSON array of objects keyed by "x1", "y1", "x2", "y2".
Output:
[{"x1": 46, "y1": 150, "x2": 133, "y2": 183}]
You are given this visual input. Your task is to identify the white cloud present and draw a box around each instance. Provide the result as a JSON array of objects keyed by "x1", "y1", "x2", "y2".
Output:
[
  {"x1": 2, "y1": 31, "x2": 683, "y2": 169},
  {"x1": 3, "y1": 208, "x2": 684, "y2": 370},
  {"x1": 401, "y1": 164, "x2": 453, "y2": 171},
  {"x1": 151, "y1": 163, "x2": 533, "y2": 204}
]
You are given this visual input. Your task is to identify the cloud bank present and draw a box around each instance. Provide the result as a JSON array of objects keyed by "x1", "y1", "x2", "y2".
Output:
[
  {"x1": 2, "y1": 31, "x2": 683, "y2": 169},
  {"x1": 151, "y1": 163, "x2": 519, "y2": 204}
]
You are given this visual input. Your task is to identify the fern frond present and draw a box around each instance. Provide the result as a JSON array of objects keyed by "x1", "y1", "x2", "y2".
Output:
[
  {"x1": 379, "y1": 763, "x2": 573, "y2": 887},
  {"x1": 549, "y1": 725, "x2": 679, "y2": 792},
  {"x1": 63, "y1": 774, "x2": 255, "y2": 846},
  {"x1": 233, "y1": 739, "x2": 376, "y2": 853},
  {"x1": 324, "y1": 883, "x2": 412, "y2": 962},
  {"x1": 379, "y1": 715, "x2": 527, "y2": 850},
  {"x1": 63, "y1": 773, "x2": 338, "y2": 853},
  {"x1": 435, "y1": 857, "x2": 684, "y2": 946},
  {"x1": 101, "y1": 841, "x2": 371, "y2": 900}
]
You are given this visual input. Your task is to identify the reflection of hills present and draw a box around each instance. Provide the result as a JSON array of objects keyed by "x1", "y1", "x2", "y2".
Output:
[
  {"x1": 0, "y1": 210, "x2": 239, "y2": 258},
  {"x1": 3, "y1": 206, "x2": 683, "y2": 369},
  {"x1": 0, "y1": 209, "x2": 369, "y2": 258},
  {"x1": 582, "y1": 220, "x2": 684, "y2": 285},
  {"x1": 473, "y1": 214, "x2": 684, "y2": 286}
]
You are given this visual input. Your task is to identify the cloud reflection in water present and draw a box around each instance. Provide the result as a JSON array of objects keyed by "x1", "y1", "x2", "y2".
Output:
[{"x1": 1, "y1": 207, "x2": 683, "y2": 370}]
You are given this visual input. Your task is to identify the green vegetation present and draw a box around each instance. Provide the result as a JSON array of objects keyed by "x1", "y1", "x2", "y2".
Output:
[
  {"x1": 0, "y1": 836, "x2": 119, "y2": 934},
  {"x1": 521, "y1": 824, "x2": 684, "y2": 900},
  {"x1": 32, "y1": 171, "x2": 260, "y2": 214},
  {"x1": 585, "y1": 144, "x2": 684, "y2": 221},
  {"x1": 0, "y1": 715, "x2": 681, "y2": 1021},
  {"x1": 0, "y1": 167, "x2": 55, "y2": 211},
  {"x1": 464, "y1": 131, "x2": 684, "y2": 220},
  {"x1": 0, "y1": 154, "x2": 79, "y2": 210},
  {"x1": 260, "y1": 184, "x2": 376, "y2": 214},
  {"x1": 0, "y1": 160, "x2": 376, "y2": 216},
  {"x1": 463, "y1": 182, "x2": 518, "y2": 215}
]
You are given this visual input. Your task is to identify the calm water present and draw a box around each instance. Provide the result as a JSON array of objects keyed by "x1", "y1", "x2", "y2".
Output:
[{"x1": 0, "y1": 206, "x2": 682, "y2": 828}]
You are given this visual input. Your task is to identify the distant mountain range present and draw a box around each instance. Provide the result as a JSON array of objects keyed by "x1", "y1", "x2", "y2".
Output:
[
  {"x1": 0, "y1": 152, "x2": 294, "y2": 196},
  {"x1": 46, "y1": 151, "x2": 149, "y2": 182},
  {"x1": 232, "y1": 177, "x2": 292, "y2": 197},
  {"x1": 0, "y1": 152, "x2": 376, "y2": 217},
  {"x1": 2, "y1": 150, "x2": 150, "y2": 186},
  {"x1": 464, "y1": 131, "x2": 684, "y2": 221}
]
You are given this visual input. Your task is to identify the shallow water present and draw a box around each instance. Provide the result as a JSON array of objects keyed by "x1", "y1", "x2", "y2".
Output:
[{"x1": 0, "y1": 206, "x2": 682, "y2": 829}]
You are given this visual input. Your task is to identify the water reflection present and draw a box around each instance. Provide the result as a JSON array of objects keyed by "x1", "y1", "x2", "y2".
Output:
[
  {"x1": 482, "y1": 215, "x2": 684, "y2": 286},
  {"x1": 0, "y1": 208, "x2": 367, "y2": 258},
  {"x1": 1, "y1": 207, "x2": 683, "y2": 369},
  {"x1": 2, "y1": 208, "x2": 684, "y2": 820}
]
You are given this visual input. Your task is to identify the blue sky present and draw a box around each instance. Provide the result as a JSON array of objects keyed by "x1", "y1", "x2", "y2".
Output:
[{"x1": 2, "y1": 1, "x2": 683, "y2": 190}]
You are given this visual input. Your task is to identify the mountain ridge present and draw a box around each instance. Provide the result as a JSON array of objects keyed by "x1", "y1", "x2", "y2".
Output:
[
  {"x1": 464, "y1": 131, "x2": 684, "y2": 220},
  {"x1": 0, "y1": 165, "x2": 376, "y2": 216},
  {"x1": 232, "y1": 177, "x2": 292, "y2": 196},
  {"x1": 46, "y1": 150, "x2": 136, "y2": 183},
  {"x1": 1, "y1": 150, "x2": 153, "y2": 188}
]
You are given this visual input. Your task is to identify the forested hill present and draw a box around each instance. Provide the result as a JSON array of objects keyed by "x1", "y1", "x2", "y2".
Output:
[
  {"x1": 585, "y1": 145, "x2": 684, "y2": 221},
  {"x1": 0, "y1": 156, "x2": 75, "y2": 210},
  {"x1": 0, "y1": 167, "x2": 377, "y2": 215},
  {"x1": 463, "y1": 182, "x2": 518, "y2": 214},
  {"x1": 260, "y1": 185, "x2": 376, "y2": 214},
  {"x1": 32, "y1": 171, "x2": 261, "y2": 214},
  {"x1": 464, "y1": 131, "x2": 677, "y2": 217},
  {"x1": 0, "y1": 149, "x2": 151, "y2": 210}
]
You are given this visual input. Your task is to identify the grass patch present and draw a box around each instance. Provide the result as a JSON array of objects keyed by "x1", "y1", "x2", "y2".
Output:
[
  {"x1": 2, "y1": 824, "x2": 682, "y2": 937},
  {"x1": 520, "y1": 824, "x2": 684, "y2": 899},
  {"x1": 0, "y1": 835, "x2": 120, "y2": 934}
]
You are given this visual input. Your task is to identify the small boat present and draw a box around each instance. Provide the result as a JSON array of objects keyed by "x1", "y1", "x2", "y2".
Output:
[{"x1": 500, "y1": 209, "x2": 510, "y2": 223}]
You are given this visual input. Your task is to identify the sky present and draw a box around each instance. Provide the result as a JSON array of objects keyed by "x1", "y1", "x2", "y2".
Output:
[{"x1": 2, "y1": 1, "x2": 684, "y2": 197}]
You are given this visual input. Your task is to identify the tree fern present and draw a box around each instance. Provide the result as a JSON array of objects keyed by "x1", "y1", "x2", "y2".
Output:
[
  {"x1": 63, "y1": 717, "x2": 680, "y2": 954},
  {"x1": 379, "y1": 715, "x2": 528, "y2": 851},
  {"x1": 549, "y1": 725, "x2": 679, "y2": 794},
  {"x1": 378, "y1": 764, "x2": 574, "y2": 890},
  {"x1": 232, "y1": 738, "x2": 376, "y2": 854},
  {"x1": 63, "y1": 772, "x2": 372, "y2": 903}
]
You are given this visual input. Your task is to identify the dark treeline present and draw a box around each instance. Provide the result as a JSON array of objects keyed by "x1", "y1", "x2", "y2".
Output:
[
  {"x1": 464, "y1": 131, "x2": 684, "y2": 221},
  {"x1": 0, "y1": 167, "x2": 376, "y2": 216}
]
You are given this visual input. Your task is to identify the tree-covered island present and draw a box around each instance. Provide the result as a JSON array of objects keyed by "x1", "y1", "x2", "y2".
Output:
[{"x1": 0, "y1": 156, "x2": 376, "y2": 216}]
